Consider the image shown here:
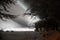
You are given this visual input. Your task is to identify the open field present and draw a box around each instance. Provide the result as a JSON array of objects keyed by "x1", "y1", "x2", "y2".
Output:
[{"x1": 1, "y1": 31, "x2": 43, "y2": 40}]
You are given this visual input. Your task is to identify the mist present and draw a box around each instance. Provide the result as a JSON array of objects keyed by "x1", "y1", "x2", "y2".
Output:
[{"x1": 0, "y1": 0, "x2": 40, "y2": 31}]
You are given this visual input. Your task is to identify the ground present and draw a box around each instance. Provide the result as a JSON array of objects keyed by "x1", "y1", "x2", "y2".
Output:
[{"x1": 1, "y1": 31, "x2": 43, "y2": 40}]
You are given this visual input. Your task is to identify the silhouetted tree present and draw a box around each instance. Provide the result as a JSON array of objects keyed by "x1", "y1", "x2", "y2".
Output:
[
  {"x1": 24, "y1": 0, "x2": 60, "y2": 32},
  {"x1": 0, "y1": 0, "x2": 17, "y2": 20},
  {"x1": 35, "y1": 18, "x2": 58, "y2": 32},
  {"x1": 24, "y1": 0, "x2": 60, "y2": 19}
]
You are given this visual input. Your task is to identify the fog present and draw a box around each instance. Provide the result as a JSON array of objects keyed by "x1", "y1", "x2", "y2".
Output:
[{"x1": 0, "y1": 0, "x2": 40, "y2": 31}]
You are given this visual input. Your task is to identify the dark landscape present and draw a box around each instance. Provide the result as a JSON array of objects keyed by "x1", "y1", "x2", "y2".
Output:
[{"x1": 1, "y1": 31, "x2": 43, "y2": 40}]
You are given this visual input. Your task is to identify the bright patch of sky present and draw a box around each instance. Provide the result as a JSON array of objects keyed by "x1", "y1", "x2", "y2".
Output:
[{"x1": 0, "y1": 19, "x2": 35, "y2": 31}]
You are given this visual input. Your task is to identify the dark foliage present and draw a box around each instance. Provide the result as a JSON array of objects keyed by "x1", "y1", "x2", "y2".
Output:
[
  {"x1": 24, "y1": 0, "x2": 60, "y2": 19},
  {"x1": 0, "y1": 12, "x2": 17, "y2": 19},
  {"x1": 35, "y1": 18, "x2": 58, "y2": 32},
  {"x1": 0, "y1": 0, "x2": 15, "y2": 12},
  {"x1": 24, "y1": 0, "x2": 60, "y2": 31},
  {"x1": 0, "y1": 0, "x2": 17, "y2": 20}
]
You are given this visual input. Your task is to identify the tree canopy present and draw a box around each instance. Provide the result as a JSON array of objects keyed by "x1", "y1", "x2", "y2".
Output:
[
  {"x1": 24, "y1": 0, "x2": 60, "y2": 31},
  {"x1": 0, "y1": 0, "x2": 17, "y2": 20},
  {"x1": 24, "y1": 0, "x2": 60, "y2": 19},
  {"x1": 35, "y1": 18, "x2": 58, "y2": 31}
]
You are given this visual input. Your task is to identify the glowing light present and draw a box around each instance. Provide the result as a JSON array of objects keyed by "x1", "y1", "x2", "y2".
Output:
[
  {"x1": 0, "y1": 19, "x2": 35, "y2": 31},
  {"x1": 27, "y1": 15, "x2": 40, "y2": 24},
  {"x1": 17, "y1": 0, "x2": 27, "y2": 10},
  {"x1": 4, "y1": 28, "x2": 35, "y2": 31}
]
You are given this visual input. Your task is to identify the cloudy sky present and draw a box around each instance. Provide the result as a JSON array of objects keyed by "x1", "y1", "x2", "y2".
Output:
[{"x1": 0, "y1": 0, "x2": 40, "y2": 31}]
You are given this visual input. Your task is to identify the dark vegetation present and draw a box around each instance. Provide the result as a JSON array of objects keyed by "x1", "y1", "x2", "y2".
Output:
[
  {"x1": 35, "y1": 18, "x2": 58, "y2": 32},
  {"x1": 24, "y1": 0, "x2": 60, "y2": 32},
  {"x1": 0, "y1": 0, "x2": 17, "y2": 20}
]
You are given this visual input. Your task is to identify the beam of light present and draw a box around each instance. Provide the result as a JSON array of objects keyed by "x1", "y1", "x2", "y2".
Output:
[
  {"x1": 3, "y1": 28, "x2": 35, "y2": 31},
  {"x1": 16, "y1": 0, "x2": 27, "y2": 10},
  {"x1": 0, "y1": 19, "x2": 21, "y2": 29},
  {"x1": 0, "y1": 19, "x2": 35, "y2": 31}
]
